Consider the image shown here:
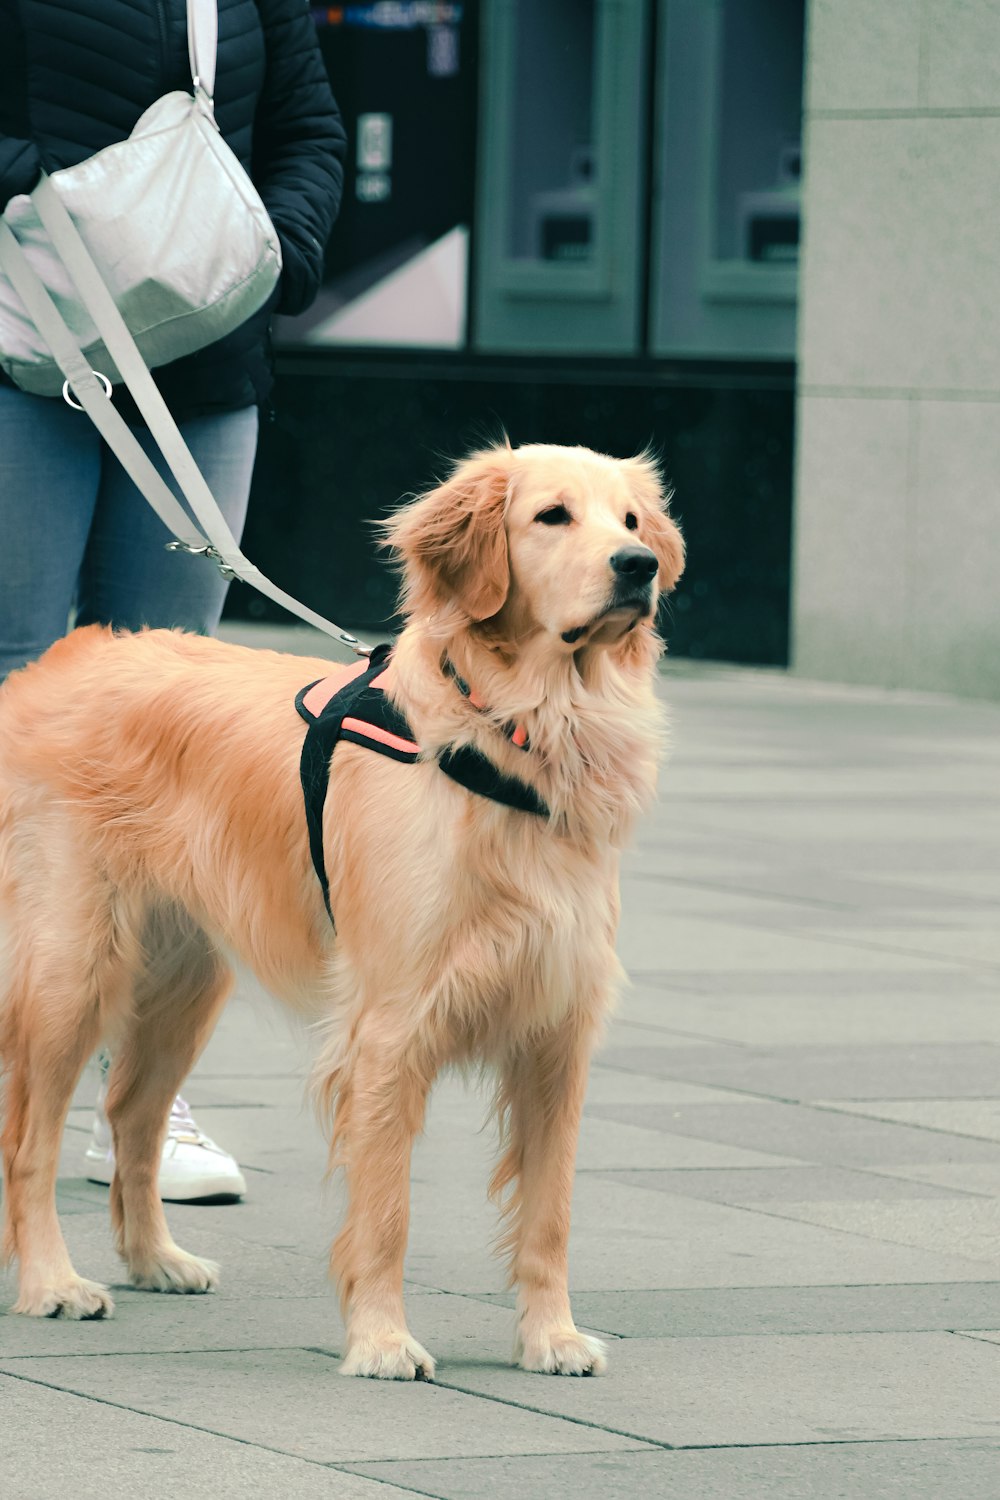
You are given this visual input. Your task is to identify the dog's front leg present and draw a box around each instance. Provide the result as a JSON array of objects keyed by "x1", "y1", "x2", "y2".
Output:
[
  {"x1": 329, "y1": 1036, "x2": 436, "y2": 1380},
  {"x1": 493, "y1": 1018, "x2": 607, "y2": 1375}
]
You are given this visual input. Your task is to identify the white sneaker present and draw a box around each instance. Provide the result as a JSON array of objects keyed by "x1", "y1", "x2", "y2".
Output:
[{"x1": 84, "y1": 1092, "x2": 247, "y2": 1203}]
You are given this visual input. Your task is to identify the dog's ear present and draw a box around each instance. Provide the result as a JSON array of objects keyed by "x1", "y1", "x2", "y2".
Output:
[
  {"x1": 387, "y1": 447, "x2": 513, "y2": 621},
  {"x1": 622, "y1": 454, "x2": 685, "y2": 592}
]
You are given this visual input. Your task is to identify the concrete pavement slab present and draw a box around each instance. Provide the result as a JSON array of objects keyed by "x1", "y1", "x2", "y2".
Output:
[
  {"x1": 1, "y1": 1375, "x2": 420, "y2": 1500},
  {"x1": 521, "y1": 1281, "x2": 1000, "y2": 1338},
  {"x1": 617, "y1": 913, "x2": 972, "y2": 973},
  {"x1": 620, "y1": 978, "x2": 1000, "y2": 1046},
  {"x1": 820, "y1": 1098, "x2": 1000, "y2": 1139},
  {"x1": 643, "y1": 900, "x2": 999, "y2": 935},
  {"x1": 432, "y1": 1331, "x2": 1000, "y2": 1446},
  {"x1": 0, "y1": 1349, "x2": 653, "y2": 1464},
  {"x1": 341, "y1": 1441, "x2": 1000, "y2": 1500},
  {"x1": 879, "y1": 1162, "x2": 1000, "y2": 1195},
  {"x1": 577, "y1": 1116, "x2": 805, "y2": 1172},
  {"x1": 1, "y1": 1291, "x2": 341, "y2": 1358},
  {"x1": 589, "y1": 1164, "x2": 978, "y2": 1204},
  {"x1": 404, "y1": 1175, "x2": 999, "y2": 1295},
  {"x1": 596, "y1": 1042, "x2": 1000, "y2": 1101},
  {"x1": 587, "y1": 1097, "x2": 1000, "y2": 1166},
  {"x1": 0, "y1": 1288, "x2": 516, "y2": 1362},
  {"x1": 755, "y1": 1199, "x2": 1000, "y2": 1264},
  {"x1": 814, "y1": 927, "x2": 1000, "y2": 968},
  {"x1": 581, "y1": 1067, "x2": 749, "y2": 1105}
]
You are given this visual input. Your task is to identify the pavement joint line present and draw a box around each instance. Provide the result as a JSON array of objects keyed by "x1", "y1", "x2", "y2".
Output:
[
  {"x1": 315, "y1": 1356, "x2": 680, "y2": 1453},
  {"x1": 626, "y1": 868, "x2": 863, "y2": 912},
  {"x1": 603, "y1": 1016, "x2": 750, "y2": 1044},
  {"x1": 702, "y1": 918, "x2": 1000, "y2": 975},
  {"x1": 339, "y1": 1446, "x2": 659, "y2": 1467},
  {"x1": 662, "y1": 794, "x2": 1000, "y2": 808},
  {"x1": 647, "y1": 900, "x2": 1000, "y2": 971},
  {"x1": 325, "y1": 1469, "x2": 446, "y2": 1499},
  {"x1": 575, "y1": 1161, "x2": 1000, "y2": 1203},
  {"x1": 648, "y1": 1434, "x2": 1000, "y2": 1452},
  {"x1": 712, "y1": 916, "x2": 1000, "y2": 975},
  {"x1": 0, "y1": 1345, "x2": 344, "y2": 1361},
  {"x1": 383, "y1": 1302, "x2": 1000, "y2": 1343},
  {"x1": 348, "y1": 1370, "x2": 1000, "y2": 1453},
  {"x1": 328, "y1": 1448, "x2": 669, "y2": 1499},
  {"x1": 412, "y1": 1277, "x2": 1000, "y2": 1298},
  {"x1": 342, "y1": 1433, "x2": 1000, "y2": 1465},
  {"x1": 655, "y1": 1194, "x2": 1000, "y2": 1266},
  {"x1": 808, "y1": 1098, "x2": 1000, "y2": 1144},
  {"x1": 3, "y1": 1355, "x2": 680, "y2": 1472},
  {"x1": 627, "y1": 966, "x2": 997, "y2": 989},
  {"x1": 597, "y1": 1025, "x2": 752, "y2": 1048},
  {"x1": 591, "y1": 1069, "x2": 1000, "y2": 1127},
  {"x1": 0, "y1": 1365, "x2": 393, "y2": 1471}
]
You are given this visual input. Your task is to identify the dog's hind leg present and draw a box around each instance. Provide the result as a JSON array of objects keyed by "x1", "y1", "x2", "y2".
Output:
[
  {"x1": 105, "y1": 903, "x2": 233, "y2": 1294},
  {"x1": 2, "y1": 868, "x2": 132, "y2": 1319}
]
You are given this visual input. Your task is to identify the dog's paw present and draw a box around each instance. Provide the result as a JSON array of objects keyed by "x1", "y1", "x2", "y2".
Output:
[
  {"x1": 516, "y1": 1325, "x2": 607, "y2": 1376},
  {"x1": 129, "y1": 1247, "x2": 219, "y2": 1295},
  {"x1": 13, "y1": 1275, "x2": 115, "y2": 1321},
  {"x1": 340, "y1": 1331, "x2": 436, "y2": 1381}
]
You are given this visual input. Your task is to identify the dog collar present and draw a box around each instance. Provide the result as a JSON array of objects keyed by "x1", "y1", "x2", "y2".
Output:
[{"x1": 443, "y1": 657, "x2": 531, "y2": 751}]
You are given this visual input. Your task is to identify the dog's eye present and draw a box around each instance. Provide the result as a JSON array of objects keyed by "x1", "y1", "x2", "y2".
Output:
[
  {"x1": 625, "y1": 512, "x2": 639, "y2": 531},
  {"x1": 535, "y1": 504, "x2": 572, "y2": 526}
]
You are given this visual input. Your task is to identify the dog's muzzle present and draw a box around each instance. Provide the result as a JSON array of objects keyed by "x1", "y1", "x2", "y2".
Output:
[{"x1": 561, "y1": 546, "x2": 658, "y2": 645}]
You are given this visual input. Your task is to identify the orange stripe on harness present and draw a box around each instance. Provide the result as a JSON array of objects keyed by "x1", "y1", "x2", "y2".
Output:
[
  {"x1": 340, "y1": 716, "x2": 420, "y2": 755},
  {"x1": 300, "y1": 658, "x2": 370, "y2": 718}
]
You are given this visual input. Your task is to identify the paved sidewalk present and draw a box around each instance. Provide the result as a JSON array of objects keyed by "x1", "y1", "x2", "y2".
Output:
[{"x1": 4, "y1": 627, "x2": 1000, "y2": 1498}]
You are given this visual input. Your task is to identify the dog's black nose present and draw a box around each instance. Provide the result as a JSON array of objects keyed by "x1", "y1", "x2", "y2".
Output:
[{"x1": 609, "y1": 546, "x2": 658, "y2": 582}]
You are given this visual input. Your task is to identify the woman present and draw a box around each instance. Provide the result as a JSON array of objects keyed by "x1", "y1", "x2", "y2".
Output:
[{"x1": 0, "y1": 0, "x2": 346, "y2": 1200}]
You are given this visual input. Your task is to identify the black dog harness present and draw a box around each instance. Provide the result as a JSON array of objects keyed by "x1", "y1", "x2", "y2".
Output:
[{"x1": 295, "y1": 644, "x2": 548, "y2": 921}]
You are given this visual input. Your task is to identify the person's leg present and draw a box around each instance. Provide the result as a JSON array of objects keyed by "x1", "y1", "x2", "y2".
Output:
[
  {"x1": 78, "y1": 405, "x2": 259, "y2": 1202},
  {"x1": 0, "y1": 384, "x2": 102, "y2": 681},
  {"x1": 77, "y1": 405, "x2": 259, "y2": 632}
]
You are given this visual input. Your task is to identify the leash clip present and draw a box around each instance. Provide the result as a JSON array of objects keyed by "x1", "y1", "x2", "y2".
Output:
[
  {"x1": 164, "y1": 539, "x2": 238, "y2": 581},
  {"x1": 166, "y1": 543, "x2": 371, "y2": 654}
]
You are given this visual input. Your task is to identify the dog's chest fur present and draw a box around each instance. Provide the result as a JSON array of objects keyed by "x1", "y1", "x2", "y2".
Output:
[{"x1": 325, "y1": 737, "x2": 629, "y2": 1052}]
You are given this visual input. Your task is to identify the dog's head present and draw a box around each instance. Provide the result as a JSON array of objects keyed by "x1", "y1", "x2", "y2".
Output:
[{"x1": 386, "y1": 442, "x2": 684, "y2": 654}]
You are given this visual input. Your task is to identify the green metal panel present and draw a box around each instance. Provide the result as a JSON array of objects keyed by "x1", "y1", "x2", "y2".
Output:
[
  {"x1": 474, "y1": 0, "x2": 650, "y2": 354},
  {"x1": 650, "y1": 0, "x2": 803, "y2": 359}
]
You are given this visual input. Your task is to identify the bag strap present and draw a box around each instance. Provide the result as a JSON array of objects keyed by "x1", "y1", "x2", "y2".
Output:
[
  {"x1": 187, "y1": 0, "x2": 219, "y2": 104},
  {"x1": 0, "y1": 184, "x2": 372, "y2": 659},
  {"x1": 0, "y1": 221, "x2": 208, "y2": 554}
]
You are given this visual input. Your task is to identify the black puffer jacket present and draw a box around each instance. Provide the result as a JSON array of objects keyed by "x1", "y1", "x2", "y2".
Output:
[{"x1": 0, "y1": 0, "x2": 345, "y2": 419}]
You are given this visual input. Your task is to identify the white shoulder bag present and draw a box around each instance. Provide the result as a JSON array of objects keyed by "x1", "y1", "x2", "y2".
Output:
[
  {"x1": 0, "y1": 0, "x2": 282, "y2": 397},
  {"x1": 0, "y1": 1, "x2": 368, "y2": 657}
]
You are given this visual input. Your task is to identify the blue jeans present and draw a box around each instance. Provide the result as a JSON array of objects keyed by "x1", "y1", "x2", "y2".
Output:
[{"x1": 0, "y1": 382, "x2": 259, "y2": 681}]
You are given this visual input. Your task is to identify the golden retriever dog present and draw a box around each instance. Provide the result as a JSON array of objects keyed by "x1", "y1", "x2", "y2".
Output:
[{"x1": 0, "y1": 441, "x2": 684, "y2": 1379}]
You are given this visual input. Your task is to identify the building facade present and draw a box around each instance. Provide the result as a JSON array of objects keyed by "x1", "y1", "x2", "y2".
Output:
[{"x1": 235, "y1": 2, "x2": 1000, "y2": 701}]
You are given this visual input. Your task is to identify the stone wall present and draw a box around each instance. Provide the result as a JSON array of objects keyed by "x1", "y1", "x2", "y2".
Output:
[{"x1": 793, "y1": 0, "x2": 1000, "y2": 697}]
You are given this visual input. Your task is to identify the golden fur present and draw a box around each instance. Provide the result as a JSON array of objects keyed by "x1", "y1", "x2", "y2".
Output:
[{"x1": 0, "y1": 441, "x2": 683, "y2": 1379}]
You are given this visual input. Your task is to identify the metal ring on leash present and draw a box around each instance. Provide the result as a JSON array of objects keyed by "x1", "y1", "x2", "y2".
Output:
[{"x1": 62, "y1": 371, "x2": 112, "y2": 410}]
